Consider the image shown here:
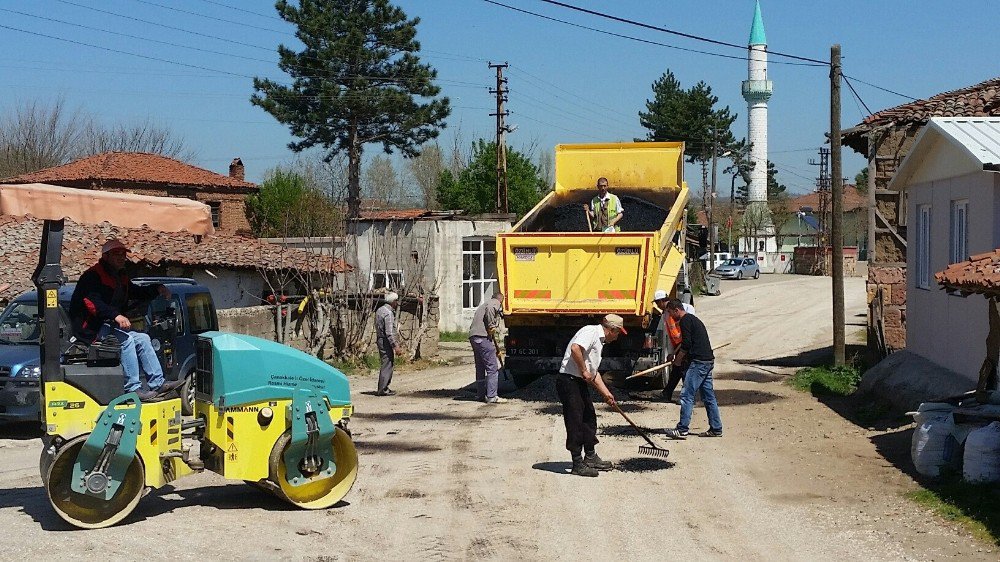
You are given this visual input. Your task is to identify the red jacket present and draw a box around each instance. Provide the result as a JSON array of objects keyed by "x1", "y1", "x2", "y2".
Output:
[{"x1": 69, "y1": 259, "x2": 159, "y2": 342}]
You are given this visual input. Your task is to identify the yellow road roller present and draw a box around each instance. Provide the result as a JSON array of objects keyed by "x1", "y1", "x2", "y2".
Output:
[{"x1": 1, "y1": 183, "x2": 358, "y2": 528}]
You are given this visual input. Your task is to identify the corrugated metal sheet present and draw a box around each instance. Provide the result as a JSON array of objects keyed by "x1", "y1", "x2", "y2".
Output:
[{"x1": 930, "y1": 117, "x2": 1000, "y2": 167}]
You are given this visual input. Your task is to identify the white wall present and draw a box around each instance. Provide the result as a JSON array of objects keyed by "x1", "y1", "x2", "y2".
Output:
[
  {"x1": 163, "y1": 267, "x2": 269, "y2": 309},
  {"x1": 435, "y1": 220, "x2": 510, "y2": 333},
  {"x1": 350, "y1": 218, "x2": 511, "y2": 333},
  {"x1": 906, "y1": 171, "x2": 996, "y2": 386}
]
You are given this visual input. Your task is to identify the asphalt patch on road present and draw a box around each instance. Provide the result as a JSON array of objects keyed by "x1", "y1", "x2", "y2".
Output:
[
  {"x1": 537, "y1": 402, "x2": 648, "y2": 416},
  {"x1": 614, "y1": 457, "x2": 675, "y2": 472},
  {"x1": 354, "y1": 441, "x2": 443, "y2": 454}
]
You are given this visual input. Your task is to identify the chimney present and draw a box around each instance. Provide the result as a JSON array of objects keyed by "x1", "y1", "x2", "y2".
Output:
[{"x1": 229, "y1": 158, "x2": 245, "y2": 182}]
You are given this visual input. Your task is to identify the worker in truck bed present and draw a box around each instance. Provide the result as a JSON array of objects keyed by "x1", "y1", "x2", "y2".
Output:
[{"x1": 583, "y1": 177, "x2": 623, "y2": 232}]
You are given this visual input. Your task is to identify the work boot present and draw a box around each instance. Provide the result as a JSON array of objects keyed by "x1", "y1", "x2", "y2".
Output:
[
  {"x1": 156, "y1": 379, "x2": 185, "y2": 394},
  {"x1": 485, "y1": 396, "x2": 508, "y2": 404},
  {"x1": 136, "y1": 389, "x2": 164, "y2": 402},
  {"x1": 571, "y1": 457, "x2": 599, "y2": 477},
  {"x1": 583, "y1": 451, "x2": 613, "y2": 471}
]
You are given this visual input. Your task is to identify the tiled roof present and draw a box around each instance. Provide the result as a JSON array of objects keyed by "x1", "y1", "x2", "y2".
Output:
[
  {"x1": 936, "y1": 250, "x2": 1000, "y2": 296},
  {"x1": 788, "y1": 185, "x2": 866, "y2": 212},
  {"x1": 844, "y1": 76, "x2": 1000, "y2": 148},
  {"x1": 355, "y1": 209, "x2": 471, "y2": 221},
  {"x1": 0, "y1": 152, "x2": 257, "y2": 190},
  {"x1": 0, "y1": 216, "x2": 349, "y2": 298}
]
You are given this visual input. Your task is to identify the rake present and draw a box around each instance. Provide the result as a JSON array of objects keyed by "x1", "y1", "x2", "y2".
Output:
[{"x1": 610, "y1": 402, "x2": 670, "y2": 459}]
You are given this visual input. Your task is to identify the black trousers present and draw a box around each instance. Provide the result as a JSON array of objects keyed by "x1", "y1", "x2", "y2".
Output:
[
  {"x1": 663, "y1": 366, "x2": 683, "y2": 398},
  {"x1": 556, "y1": 374, "x2": 599, "y2": 457}
]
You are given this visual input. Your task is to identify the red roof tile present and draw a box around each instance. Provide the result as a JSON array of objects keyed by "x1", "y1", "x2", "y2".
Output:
[
  {"x1": 789, "y1": 185, "x2": 866, "y2": 212},
  {"x1": 0, "y1": 152, "x2": 257, "y2": 190},
  {"x1": 0, "y1": 216, "x2": 349, "y2": 298},
  {"x1": 936, "y1": 250, "x2": 1000, "y2": 296},
  {"x1": 844, "y1": 76, "x2": 1000, "y2": 148}
]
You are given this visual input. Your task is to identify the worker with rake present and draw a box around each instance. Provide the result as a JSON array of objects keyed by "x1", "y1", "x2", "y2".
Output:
[{"x1": 556, "y1": 314, "x2": 623, "y2": 477}]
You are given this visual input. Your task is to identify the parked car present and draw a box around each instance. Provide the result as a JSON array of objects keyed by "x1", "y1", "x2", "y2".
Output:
[
  {"x1": 713, "y1": 257, "x2": 760, "y2": 280},
  {"x1": 0, "y1": 285, "x2": 74, "y2": 422},
  {"x1": 0, "y1": 278, "x2": 217, "y2": 422}
]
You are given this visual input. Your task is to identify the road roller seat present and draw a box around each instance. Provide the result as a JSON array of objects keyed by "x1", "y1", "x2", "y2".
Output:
[{"x1": 58, "y1": 335, "x2": 126, "y2": 405}]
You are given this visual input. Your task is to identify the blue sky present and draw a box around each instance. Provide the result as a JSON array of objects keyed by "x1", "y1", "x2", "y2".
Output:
[{"x1": 0, "y1": 0, "x2": 997, "y2": 195}]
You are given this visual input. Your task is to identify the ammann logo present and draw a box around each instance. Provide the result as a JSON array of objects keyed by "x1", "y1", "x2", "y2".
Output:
[{"x1": 223, "y1": 406, "x2": 261, "y2": 413}]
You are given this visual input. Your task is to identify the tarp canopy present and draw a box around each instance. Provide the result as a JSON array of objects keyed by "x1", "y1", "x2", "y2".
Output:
[{"x1": 0, "y1": 182, "x2": 214, "y2": 236}]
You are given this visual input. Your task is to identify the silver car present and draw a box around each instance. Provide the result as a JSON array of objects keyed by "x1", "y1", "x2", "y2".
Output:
[{"x1": 713, "y1": 257, "x2": 760, "y2": 280}]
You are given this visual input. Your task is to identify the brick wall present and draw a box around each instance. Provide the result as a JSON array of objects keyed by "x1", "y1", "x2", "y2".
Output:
[
  {"x1": 867, "y1": 265, "x2": 906, "y2": 350},
  {"x1": 56, "y1": 180, "x2": 253, "y2": 235}
]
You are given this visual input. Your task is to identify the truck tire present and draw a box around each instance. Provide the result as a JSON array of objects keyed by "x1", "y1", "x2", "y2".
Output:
[{"x1": 180, "y1": 370, "x2": 195, "y2": 416}]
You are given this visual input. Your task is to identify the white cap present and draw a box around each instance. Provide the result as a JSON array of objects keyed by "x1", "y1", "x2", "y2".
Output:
[
  {"x1": 384, "y1": 292, "x2": 399, "y2": 303},
  {"x1": 101, "y1": 238, "x2": 129, "y2": 255},
  {"x1": 653, "y1": 289, "x2": 668, "y2": 301}
]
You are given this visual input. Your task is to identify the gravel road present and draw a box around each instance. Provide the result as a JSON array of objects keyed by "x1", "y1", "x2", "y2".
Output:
[{"x1": 0, "y1": 274, "x2": 993, "y2": 560}]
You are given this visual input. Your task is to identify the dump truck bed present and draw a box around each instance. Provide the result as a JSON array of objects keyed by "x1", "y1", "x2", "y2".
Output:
[{"x1": 498, "y1": 142, "x2": 688, "y2": 319}]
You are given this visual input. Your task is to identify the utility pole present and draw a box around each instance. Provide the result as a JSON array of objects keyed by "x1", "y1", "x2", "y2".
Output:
[
  {"x1": 808, "y1": 147, "x2": 831, "y2": 271},
  {"x1": 830, "y1": 44, "x2": 846, "y2": 367},
  {"x1": 709, "y1": 133, "x2": 719, "y2": 271},
  {"x1": 489, "y1": 62, "x2": 510, "y2": 214}
]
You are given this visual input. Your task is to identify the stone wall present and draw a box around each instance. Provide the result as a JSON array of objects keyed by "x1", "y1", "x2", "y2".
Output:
[
  {"x1": 867, "y1": 266, "x2": 907, "y2": 350},
  {"x1": 864, "y1": 125, "x2": 920, "y2": 354}
]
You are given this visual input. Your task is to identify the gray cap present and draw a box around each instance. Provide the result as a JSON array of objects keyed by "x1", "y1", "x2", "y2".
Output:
[{"x1": 385, "y1": 292, "x2": 399, "y2": 303}]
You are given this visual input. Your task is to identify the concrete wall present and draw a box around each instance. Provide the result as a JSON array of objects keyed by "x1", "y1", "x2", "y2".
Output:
[
  {"x1": 350, "y1": 218, "x2": 511, "y2": 333},
  {"x1": 162, "y1": 266, "x2": 269, "y2": 309},
  {"x1": 906, "y1": 171, "x2": 996, "y2": 386}
]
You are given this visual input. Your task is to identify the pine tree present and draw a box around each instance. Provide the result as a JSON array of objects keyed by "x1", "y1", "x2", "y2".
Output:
[{"x1": 251, "y1": 0, "x2": 450, "y2": 219}]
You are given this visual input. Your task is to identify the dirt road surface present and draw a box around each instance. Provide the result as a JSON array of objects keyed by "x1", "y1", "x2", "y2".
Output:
[{"x1": 1, "y1": 275, "x2": 993, "y2": 560}]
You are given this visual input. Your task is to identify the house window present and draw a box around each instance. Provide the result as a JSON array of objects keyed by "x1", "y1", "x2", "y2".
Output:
[
  {"x1": 950, "y1": 199, "x2": 969, "y2": 264},
  {"x1": 370, "y1": 270, "x2": 403, "y2": 291},
  {"x1": 208, "y1": 202, "x2": 221, "y2": 228},
  {"x1": 916, "y1": 204, "x2": 931, "y2": 289},
  {"x1": 462, "y1": 239, "x2": 497, "y2": 309}
]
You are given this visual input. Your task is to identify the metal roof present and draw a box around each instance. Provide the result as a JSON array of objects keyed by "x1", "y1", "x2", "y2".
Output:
[
  {"x1": 930, "y1": 117, "x2": 1000, "y2": 166},
  {"x1": 889, "y1": 117, "x2": 1000, "y2": 190}
]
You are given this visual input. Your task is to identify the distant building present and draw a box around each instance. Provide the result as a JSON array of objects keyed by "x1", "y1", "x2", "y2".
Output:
[{"x1": 0, "y1": 152, "x2": 257, "y2": 235}]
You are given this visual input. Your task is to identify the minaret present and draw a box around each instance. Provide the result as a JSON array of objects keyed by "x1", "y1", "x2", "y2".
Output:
[{"x1": 742, "y1": 0, "x2": 773, "y2": 247}]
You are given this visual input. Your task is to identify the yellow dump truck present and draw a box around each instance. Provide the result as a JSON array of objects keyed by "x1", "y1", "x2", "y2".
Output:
[{"x1": 497, "y1": 142, "x2": 690, "y2": 383}]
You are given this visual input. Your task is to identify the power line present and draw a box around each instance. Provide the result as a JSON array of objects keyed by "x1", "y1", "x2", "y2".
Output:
[
  {"x1": 129, "y1": 0, "x2": 291, "y2": 35},
  {"x1": 480, "y1": 0, "x2": 823, "y2": 67},
  {"x1": 841, "y1": 75, "x2": 916, "y2": 101},
  {"x1": 537, "y1": 0, "x2": 829, "y2": 65},
  {"x1": 843, "y1": 75, "x2": 875, "y2": 115},
  {"x1": 508, "y1": 67, "x2": 637, "y2": 122},
  {"x1": 194, "y1": 0, "x2": 280, "y2": 21}
]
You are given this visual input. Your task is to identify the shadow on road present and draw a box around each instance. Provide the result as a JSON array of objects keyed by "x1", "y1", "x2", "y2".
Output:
[
  {"x1": 713, "y1": 389, "x2": 784, "y2": 407},
  {"x1": 1, "y1": 482, "x2": 345, "y2": 531},
  {"x1": 0, "y1": 422, "x2": 43, "y2": 440},
  {"x1": 741, "y1": 344, "x2": 867, "y2": 369},
  {"x1": 715, "y1": 370, "x2": 787, "y2": 383},
  {"x1": 353, "y1": 411, "x2": 476, "y2": 422}
]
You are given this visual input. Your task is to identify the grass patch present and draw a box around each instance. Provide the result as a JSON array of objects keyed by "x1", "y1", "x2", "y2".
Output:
[
  {"x1": 329, "y1": 354, "x2": 381, "y2": 376},
  {"x1": 439, "y1": 330, "x2": 470, "y2": 342},
  {"x1": 789, "y1": 364, "x2": 862, "y2": 396},
  {"x1": 907, "y1": 477, "x2": 1000, "y2": 546}
]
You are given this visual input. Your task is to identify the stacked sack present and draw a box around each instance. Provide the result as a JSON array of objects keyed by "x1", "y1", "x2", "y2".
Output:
[
  {"x1": 911, "y1": 403, "x2": 960, "y2": 477},
  {"x1": 963, "y1": 422, "x2": 1000, "y2": 483}
]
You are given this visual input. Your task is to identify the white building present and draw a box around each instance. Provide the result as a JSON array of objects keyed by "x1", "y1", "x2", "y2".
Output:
[
  {"x1": 348, "y1": 210, "x2": 513, "y2": 332},
  {"x1": 740, "y1": 0, "x2": 778, "y2": 267},
  {"x1": 891, "y1": 117, "x2": 999, "y2": 386}
]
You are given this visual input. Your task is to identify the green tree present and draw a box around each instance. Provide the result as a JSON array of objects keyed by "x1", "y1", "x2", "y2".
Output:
[
  {"x1": 638, "y1": 70, "x2": 738, "y2": 195},
  {"x1": 855, "y1": 166, "x2": 869, "y2": 193},
  {"x1": 251, "y1": 0, "x2": 450, "y2": 219},
  {"x1": 436, "y1": 140, "x2": 545, "y2": 216},
  {"x1": 736, "y1": 161, "x2": 786, "y2": 206},
  {"x1": 245, "y1": 167, "x2": 341, "y2": 237}
]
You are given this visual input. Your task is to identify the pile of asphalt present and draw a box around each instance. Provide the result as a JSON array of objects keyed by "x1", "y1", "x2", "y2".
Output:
[
  {"x1": 614, "y1": 457, "x2": 675, "y2": 472},
  {"x1": 533, "y1": 195, "x2": 670, "y2": 233}
]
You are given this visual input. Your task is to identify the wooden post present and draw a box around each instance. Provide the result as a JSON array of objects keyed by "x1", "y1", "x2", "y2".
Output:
[{"x1": 831, "y1": 44, "x2": 846, "y2": 367}]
